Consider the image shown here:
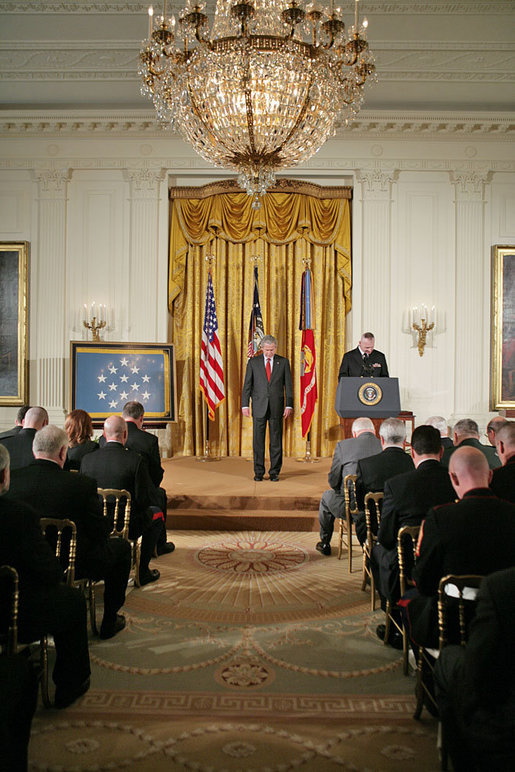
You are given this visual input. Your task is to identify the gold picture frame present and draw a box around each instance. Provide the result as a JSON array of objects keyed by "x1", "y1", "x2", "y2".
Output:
[
  {"x1": 0, "y1": 242, "x2": 29, "y2": 405},
  {"x1": 491, "y1": 245, "x2": 515, "y2": 410}
]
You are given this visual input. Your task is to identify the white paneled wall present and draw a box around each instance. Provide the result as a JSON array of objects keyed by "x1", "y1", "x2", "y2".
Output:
[{"x1": 0, "y1": 117, "x2": 514, "y2": 443}]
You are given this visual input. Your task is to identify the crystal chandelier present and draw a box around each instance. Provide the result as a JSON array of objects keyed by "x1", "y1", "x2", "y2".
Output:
[{"x1": 140, "y1": 0, "x2": 375, "y2": 205}]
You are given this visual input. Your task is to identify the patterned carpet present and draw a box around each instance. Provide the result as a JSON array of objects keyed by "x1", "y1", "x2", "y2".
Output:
[{"x1": 28, "y1": 531, "x2": 439, "y2": 771}]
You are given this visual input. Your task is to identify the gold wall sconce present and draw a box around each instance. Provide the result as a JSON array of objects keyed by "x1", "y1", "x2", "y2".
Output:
[
  {"x1": 83, "y1": 301, "x2": 107, "y2": 341},
  {"x1": 409, "y1": 305, "x2": 436, "y2": 356}
]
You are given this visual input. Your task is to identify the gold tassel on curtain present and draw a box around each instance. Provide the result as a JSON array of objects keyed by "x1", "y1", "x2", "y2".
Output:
[{"x1": 168, "y1": 183, "x2": 352, "y2": 459}]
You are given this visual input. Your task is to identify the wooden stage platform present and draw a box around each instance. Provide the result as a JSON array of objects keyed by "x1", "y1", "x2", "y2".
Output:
[{"x1": 162, "y1": 455, "x2": 332, "y2": 532}]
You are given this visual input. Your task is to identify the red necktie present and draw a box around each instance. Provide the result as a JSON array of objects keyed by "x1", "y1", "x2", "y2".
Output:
[{"x1": 266, "y1": 358, "x2": 271, "y2": 381}]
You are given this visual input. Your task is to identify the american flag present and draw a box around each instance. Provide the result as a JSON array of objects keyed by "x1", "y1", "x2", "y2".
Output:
[
  {"x1": 200, "y1": 271, "x2": 225, "y2": 421},
  {"x1": 247, "y1": 266, "x2": 265, "y2": 359}
]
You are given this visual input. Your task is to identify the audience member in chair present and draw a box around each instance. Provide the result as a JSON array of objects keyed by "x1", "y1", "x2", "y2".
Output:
[
  {"x1": 441, "y1": 418, "x2": 500, "y2": 470},
  {"x1": 490, "y1": 421, "x2": 515, "y2": 503},
  {"x1": 121, "y1": 401, "x2": 174, "y2": 555},
  {"x1": 7, "y1": 425, "x2": 131, "y2": 640},
  {"x1": 316, "y1": 417, "x2": 380, "y2": 556},
  {"x1": 372, "y1": 425, "x2": 455, "y2": 647},
  {"x1": 64, "y1": 408, "x2": 99, "y2": 471},
  {"x1": 0, "y1": 444, "x2": 91, "y2": 709},
  {"x1": 404, "y1": 446, "x2": 515, "y2": 649},
  {"x1": 354, "y1": 417, "x2": 414, "y2": 546},
  {"x1": 0, "y1": 404, "x2": 30, "y2": 440},
  {"x1": 81, "y1": 415, "x2": 165, "y2": 586},
  {"x1": 486, "y1": 415, "x2": 509, "y2": 449},
  {"x1": 0, "y1": 406, "x2": 48, "y2": 471},
  {"x1": 424, "y1": 415, "x2": 453, "y2": 449},
  {"x1": 433, "y1": 567, "x2": 515, "y2": 772}
]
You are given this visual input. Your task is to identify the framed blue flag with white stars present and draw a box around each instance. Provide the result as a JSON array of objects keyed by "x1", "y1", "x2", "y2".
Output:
[{"x1": 70, "y1": 342, "x2": 176, "y2": 423}]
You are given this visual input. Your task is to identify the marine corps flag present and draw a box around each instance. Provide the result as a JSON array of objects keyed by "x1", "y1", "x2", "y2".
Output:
[
  {"x1": 299, "y1": 267, "x2": 317, "y2": 438},
  {"x1": 247, "y1": 265, "x2": 265, "y2": 359}
]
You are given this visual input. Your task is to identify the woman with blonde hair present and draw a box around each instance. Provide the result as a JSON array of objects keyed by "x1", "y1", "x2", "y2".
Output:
[{"x1": 64, "y1": 409, "x2": 98, "y2": 471}]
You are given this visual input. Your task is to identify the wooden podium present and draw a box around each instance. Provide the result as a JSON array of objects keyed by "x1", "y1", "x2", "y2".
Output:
[{"x1": 335, "y1": 377, "x2": 415, "y2": 444}]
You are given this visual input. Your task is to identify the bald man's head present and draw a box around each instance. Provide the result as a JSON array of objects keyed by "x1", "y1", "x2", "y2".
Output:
[
  {"x1": 496, "y1": 422, "x2": 515, "y2": 465},
  {"x1": 23, "y1": 406, "x2": 48, "y2": 431},
  {"x1": 104, "y1": 415, "x2": 127, "y2": 444},
  {"x1": 448, "y1": 446, "x2": 491, "y2": 499}
]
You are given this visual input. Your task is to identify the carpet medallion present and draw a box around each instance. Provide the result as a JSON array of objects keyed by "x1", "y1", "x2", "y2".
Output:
[{"x1": 29, "y1": 531, "x2": 439, "y2": 770}]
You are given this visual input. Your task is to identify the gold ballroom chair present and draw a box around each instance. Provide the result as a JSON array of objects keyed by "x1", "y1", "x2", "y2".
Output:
[
  {"x1": 413, "y1": 573, "x2": 484, "y2": 721},
  {"x1": 361, "y1": 491, "x2": 383, "y2": 610},
  {"x1": 97, "y1": 486, "x2": 138, "y2": 584},
  {"x1": 383, "y1": 524, "x2": 420, "y2": 675},
  {"x1": 338, "y1": 473, "x2": 358, "y2": 571},
  {"x1": 39, "y1": 518, "x2": 77, "y2": 707}
]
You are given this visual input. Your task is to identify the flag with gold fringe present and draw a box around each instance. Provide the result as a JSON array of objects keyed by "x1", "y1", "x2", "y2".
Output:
[
  {"x1": 299, "y1": 267, "x2": 317, "y2": 438},
  {"x1": 247, "y1": 265, "x2": 265, "y2": 359},
  {"x1": 200, "y1": 270, "x2": 225, "y2": 421}
]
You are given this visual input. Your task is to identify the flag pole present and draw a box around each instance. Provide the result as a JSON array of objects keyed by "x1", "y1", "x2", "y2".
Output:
[
  {"x1": 197, "y1": 252, "x2": 221, "y2": 462},
  {"x1": 297, "y1": 255, "x2": 319, "y2": 463},
  {"x1": 244, "y1": 252, "x2": 264, "y2": 462}
]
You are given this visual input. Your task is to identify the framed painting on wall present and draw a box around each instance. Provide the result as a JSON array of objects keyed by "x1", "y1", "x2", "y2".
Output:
[
  {"x1": 0, "y1": 242, "x2": 29, "y2": 405},
  {"x1": 70, "y1": 342, "x2": 176, "y2": 424},
  {"x1": 491, "y1": 245, "x2": 515, "y2": 410}
]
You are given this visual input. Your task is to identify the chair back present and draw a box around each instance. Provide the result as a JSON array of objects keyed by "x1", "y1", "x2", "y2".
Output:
[
  {"x1": 0, "y1": 564, "x2": 19, "y2": 655},
  {"x1": 397, "y1": 525, "x2": 420, "y2": 596},
  {"x1": 343, "y1": 474, "x2": 358, "y2": 518},
  {"x1": 364, "y1": 491, "x2": 383, "y2": 546},
  {"x1": 40, "y1": 518, "x2": 77, "y2": 586},
  {"x1": 97, "y1": 488, "x2": 132, "y2": 540},
  {"x1": 437, "y1": 573, "x2": 484, "y2": 650}
]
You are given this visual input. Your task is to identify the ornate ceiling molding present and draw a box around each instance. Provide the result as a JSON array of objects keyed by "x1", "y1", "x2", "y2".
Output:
[{"x1": 1, "y1": 110, "x2": 512, "y2": 139}]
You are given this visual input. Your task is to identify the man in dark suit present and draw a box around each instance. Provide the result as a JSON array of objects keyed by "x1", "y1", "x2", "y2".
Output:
[
  {"x1": 405, "y1": 446, "x2": 515, "y2": 648},
  {"x1": 0, "y1": 406, "x2": 48, "y2": 470},
  {"x1": 0, "y1": 404, "x2": 30, "y2": 440},
  {"x1": 486, "y1": 415, "x2": 509, "y2": 448},
  {"x1": 490, "y1": 421, "x2": 515, "y2": 503},
  {"x1": 338, "y1": 332, "x2": 389, "y2": 379},
  {"x1": 7, "y1": 425, "x2": 131, "y2": 639},
  {"x1": 434, "y1": 567, "x2": 515, "y2": 772},
  {"x1": 242, "y1": 335, "x2": 293, "y2": 482},
  {"x1": 316, "y1": 417, "x2": 381, "y2": 555},
  {"x1": 0, "y1": 444, "x2": 91, "y2": 709},
  {"x1": 122, "y1": 401, "x2": 173, "y2": 554},
  {"x1": 441, "y1": 418, "x2": 500, "y2": 469},
  {"x1": 354, "y1": 417, "x2": 414, "y2": 545},
  {"x1": 81, "y1": 415, "x2": 164, "y2": 586},
  {"x1": 424, "y1": 415, "x2": 453, "y2": 449},
  {"x1": 372, "y1": 425, "x2": 456, "y2": 645}
]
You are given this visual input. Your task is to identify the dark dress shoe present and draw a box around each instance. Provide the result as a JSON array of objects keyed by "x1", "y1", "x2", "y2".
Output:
[
  {"x1": 157, "y1": 542, "x2": 175, "y2": 555},
  {"x1": 254, "y1": 475, "x2": 263, "y2": 481},
  {"x1": 54, "y1": 677, "x2": 90, "y2": 709},
  {"x1": 139, "y1": 568, "x2": 160, "y2": 586},
  {"x1": 316, "y1": 541, "x2": 331, "y2": 556},
  {"x1": 99, "y1": 614, "x2": 126, "y2": 640},
  {"x1": 269, "y1": 475, "x2": 279, "y2": 481},
  {"x1": 376, "y1": 623, "x2": 403, "y2": 650}
]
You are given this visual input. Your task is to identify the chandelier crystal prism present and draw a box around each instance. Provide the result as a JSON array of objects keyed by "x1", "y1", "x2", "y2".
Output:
[{"x1": 139, "y1": 0, "x2": 376, "y2": 204}]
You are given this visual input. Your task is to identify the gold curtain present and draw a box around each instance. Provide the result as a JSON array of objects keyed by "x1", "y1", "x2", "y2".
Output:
[{"x1": 168, "y1": 185, "x2": 352, "y2": 459}]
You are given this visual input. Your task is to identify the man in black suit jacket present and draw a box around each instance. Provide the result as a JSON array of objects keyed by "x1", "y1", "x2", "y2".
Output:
[
  {"x1": 354, "y1": 417, "x2": 414, "y2": 545},
  {"x1": 372, "y1": 425, "x2": 456, "y2": 644},
  {"x1": 434, "y1": 567, "x2": 515, "y2": 771},
  {"x1": 490, "y1": 422, "x2": 515, "y2": 502},
  {"x1": 441, "y1": 418, "x2": 500, "y2": 469},
  {"x1": 0, "y1": 444, "x2": 90, "y2": 709},
  {"x1": 405, "y1": 447, "x2": 515, "y2": 648},
  {"x1": 121, "y1": 401, "x2": 173, "y2": 554},
  {"x1": 81, "y1": 415, "x2": 164, "y2": 586},
  {"x1": 338, "y1": 332, "x2": 389, "y2": 379},
  {"x1": 0, "y1": 404, "x2": 29, "y2": 440},
  {"x1": 242, "y1": 335, "x2": 293, "y2": 481},
  {"x1": 0, "y1": 406, "x2": 48, "y2": 470},
  {"x1": 7, "y1": 425, "x2": 131, "y2": 639}
]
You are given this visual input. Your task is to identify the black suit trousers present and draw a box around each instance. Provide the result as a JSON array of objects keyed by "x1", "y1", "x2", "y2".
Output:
[
  {"x1": 78, "y1": 537, "x2": 131, "y2": 623},
  {"x1": 253, "y1": 406, "x2": 283, "y2": 477}
]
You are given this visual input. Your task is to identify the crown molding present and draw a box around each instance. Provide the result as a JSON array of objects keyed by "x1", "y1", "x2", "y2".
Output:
[
  {"x1": 1, "y1": 1, "x2": 512, "y2": 14},
  {"x1": 0, "y1": 110, "x2": 513, "y2": 140}
]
